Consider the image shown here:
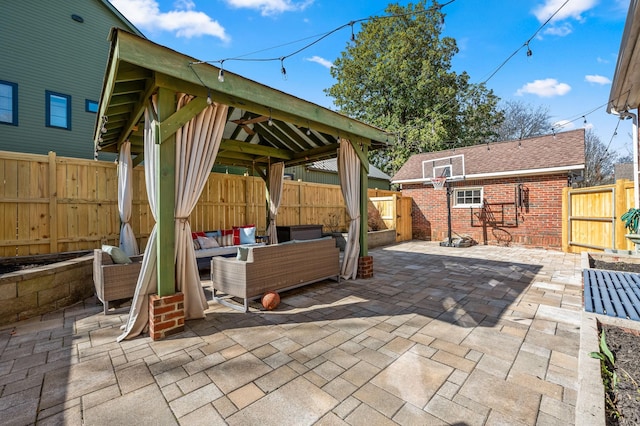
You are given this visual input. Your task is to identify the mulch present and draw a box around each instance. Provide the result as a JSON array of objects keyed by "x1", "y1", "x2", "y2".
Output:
[
  {"x1": 601, "y1": 324, "x2": 640, "y2": 426},
  {"x1": 591, "y1": 259, "x2": 640, "y2": 425}
]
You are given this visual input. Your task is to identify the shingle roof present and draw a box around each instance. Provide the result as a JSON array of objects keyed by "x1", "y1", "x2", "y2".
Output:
[
  {"x1": 307, "y1": 159, "x2": 391, "y2": 181},
  {"x1": 391, "y1": 129, "x2": 585, "y2": 183}
]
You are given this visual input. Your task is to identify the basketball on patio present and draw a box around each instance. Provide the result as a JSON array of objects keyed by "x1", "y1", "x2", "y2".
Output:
[{"x1": 261, "y1": 291, "x2": 280, "y2": 310}]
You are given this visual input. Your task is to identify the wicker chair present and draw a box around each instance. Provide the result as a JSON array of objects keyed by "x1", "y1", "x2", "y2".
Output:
[{"x1": 93, "y1": 249, "x2": 143, "y2": 314}]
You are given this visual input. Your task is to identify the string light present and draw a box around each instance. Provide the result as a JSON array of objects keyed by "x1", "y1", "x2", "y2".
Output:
[
  {"x1": 526, "y1": 42, "x2": 532, "y2": 57},
  {"x1": 268, "y1": 108, "x2": 273, "y2": 126},
  {"x1": 217, "y1": 60, "x2": 225, "y2": 83},
  {"x1": 280, "y1": 58, "x2": 287, "y2": 80},
  {"x1": 189, "y1": 0, "x2": 456, "y2": 79},
  {"x1": 207, "y1": 88, "x2": 212, "y2": 105},
  {"x1": 306, "y1": 120, "x2": 311, "y2": 135}
]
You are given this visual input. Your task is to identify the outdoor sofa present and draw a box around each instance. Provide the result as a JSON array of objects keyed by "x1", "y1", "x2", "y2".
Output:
[
  {"x1": 210, "y1": 237, "x2": 340, "y2": 312},
  {"x1": 192, "y1": 226, "x2": 264, "y2": 270}
]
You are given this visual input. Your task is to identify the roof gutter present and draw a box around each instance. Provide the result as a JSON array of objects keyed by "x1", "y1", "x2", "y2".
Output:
[
  {"x1": 612, "y1": 109, "x2": 640, "y2": 209},
  {"x1": 391, "y1": 164, "x2": 584, "y2": 184},
  {"x1": 608, "y1": 0, "x2": 640, "y2": 113}
]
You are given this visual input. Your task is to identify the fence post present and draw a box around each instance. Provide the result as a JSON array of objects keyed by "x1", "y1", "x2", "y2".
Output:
[
  {"x1": 48, "y1": 151, "x2": 58, "y2": 253},
  {"x1": 562, "y1": 186, "x2": 569, "y2": 252},
  {"x1": 615, "y1": 179, "x2": 629, "y2": 250}
]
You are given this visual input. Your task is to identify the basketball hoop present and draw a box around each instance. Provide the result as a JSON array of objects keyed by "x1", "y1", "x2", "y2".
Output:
[{"x1": 432, "y1": 176, "x2": 447, "y2": 191}]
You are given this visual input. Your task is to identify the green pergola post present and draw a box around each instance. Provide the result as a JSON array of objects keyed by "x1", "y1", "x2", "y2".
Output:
[
  {"x1": 156, "y1": 88, "x2": 176, "y2": 297},
  {"x1": 359, "y1": 144, "x2": 369, "y2": 257}
]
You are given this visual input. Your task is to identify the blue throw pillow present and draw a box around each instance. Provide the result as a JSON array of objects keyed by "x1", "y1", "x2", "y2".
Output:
[{"x1": 239, "y1": 226, "x2": 256, "y2": 244}]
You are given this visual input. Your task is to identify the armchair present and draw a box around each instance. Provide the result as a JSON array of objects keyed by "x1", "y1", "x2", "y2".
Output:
[{"x1": 93, "y1": 249, "x2": 143, "y2": 314}]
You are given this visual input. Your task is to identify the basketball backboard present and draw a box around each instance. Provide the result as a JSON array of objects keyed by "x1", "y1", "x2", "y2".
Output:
[{"x1": 422, "y1": 154, "x2": 465, "y2": 182}]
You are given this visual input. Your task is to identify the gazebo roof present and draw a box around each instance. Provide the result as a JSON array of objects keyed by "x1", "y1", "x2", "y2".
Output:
[{"x1": 94, "y1": 29, "x2": 391, "y2": 169}]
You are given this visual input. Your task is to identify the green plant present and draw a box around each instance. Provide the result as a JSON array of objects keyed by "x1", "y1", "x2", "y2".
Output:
[
  {"x1": 590, "y1": 329, "x2": 621, "y2": 421},
  {"x1": 621, "y1": 208, "x2": 640, "y2": 234}
]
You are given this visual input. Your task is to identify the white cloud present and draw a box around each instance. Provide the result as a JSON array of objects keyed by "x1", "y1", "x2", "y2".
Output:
[
  {"x1": 552, "y1": 119, "x2": 575, "y2": 131},
  {"x1": 597, "y1": 57, "x2": 609, "y2": 64},
  {"x1": 110, "y1": 0, "x2": 229, "y2": 41},
  {"x1": 543, "y1": 22, "x2": 573, "y2": 36},
  {"x1": 585, "y1": 74, "x2": 611, "y2": 85},
  {"x1": 305, "y1": 56, "x2": 333, "y2": 69},
  {"x1": 515, "y1": 78, "x2": 571, "y2": 97},
  {"x1": 223, "y1": 0, "x2": 314, "y2": 16},
  {"x1": 533, "y1": 0, "x2": 598, "y2": 23}
]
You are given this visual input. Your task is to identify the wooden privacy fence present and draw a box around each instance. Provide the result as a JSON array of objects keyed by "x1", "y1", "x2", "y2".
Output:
[
  {"x1": 0, "y1": 151, "x2": 410, "y2": 256},
  {"x1": 562, "y1": 179, "x2": 635, "y2": 253}
]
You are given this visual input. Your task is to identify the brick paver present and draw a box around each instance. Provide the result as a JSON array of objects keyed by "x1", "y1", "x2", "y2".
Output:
[{"x1": 0, "y1": 241, "x2": 593, "y2": 425}]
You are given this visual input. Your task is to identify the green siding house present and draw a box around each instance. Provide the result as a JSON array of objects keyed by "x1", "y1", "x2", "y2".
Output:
[
  {"x1": 285, "y1": 159, "x2": 392, "y2": 190},
  {"x1": 0, "y1": 1, "x2": 143, "y2": 159}
]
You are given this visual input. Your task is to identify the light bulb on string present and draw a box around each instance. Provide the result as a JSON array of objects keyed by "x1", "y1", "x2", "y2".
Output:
[
  {"x1": 280, "y1": 58, "x2": 287, "y2": 80},
  {"x1": 306, "y1": 120, "x2": 311, "y2": 136},
  {"x1": 526, "y1": 42, "x2": 532, "y2": 57},
  {"x1": 206, "y1": 88, "x2": 212, "y2": 105},
  {"x1": 218, "y1": 60, "x2": 225, "y2": 83},
  {"x1": 268, "y1": 108, "x2": 273, "y2": 126},
  {"x1": 349, "y1": 21, "x2": 355, "y2": 41}
]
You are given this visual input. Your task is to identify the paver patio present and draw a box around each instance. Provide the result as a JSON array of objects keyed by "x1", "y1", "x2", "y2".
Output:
[{"x1": 0, "y1": 241, "x2": 588, "y2": 425}]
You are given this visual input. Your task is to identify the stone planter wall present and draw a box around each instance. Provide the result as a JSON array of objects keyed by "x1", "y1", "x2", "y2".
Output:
[
  {"x1": 0, "y1": 254, "x2": 94, "y2": 326},
  {"x1": 330, "y1": 229, "x2": 396, "y2": 251}
]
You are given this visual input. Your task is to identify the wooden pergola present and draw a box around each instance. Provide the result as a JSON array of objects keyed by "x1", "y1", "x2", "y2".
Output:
[{"x1": 93, "y1": 29, "x2": 391, "y2": 297}]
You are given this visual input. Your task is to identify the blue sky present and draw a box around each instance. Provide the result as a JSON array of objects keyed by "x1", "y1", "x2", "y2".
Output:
[{"x1": 110, "y1": 0, "x2": 632, "y2": 157}]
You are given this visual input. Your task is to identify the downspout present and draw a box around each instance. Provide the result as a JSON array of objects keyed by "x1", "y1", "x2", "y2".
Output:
[{"x1": 612, "y1": 109, "x2": 639, "y2": 209}]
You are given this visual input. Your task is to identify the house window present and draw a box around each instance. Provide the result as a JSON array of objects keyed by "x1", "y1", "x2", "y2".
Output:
[
  {"x1": 0, "y1": 80, "x2": 18, "y2": 126},
  {"x1": 85, "y1": 99, "x2": 98, "y2": 113},
  {"x1": 454, "y1": 187, "x2": 483, "y2": 208},
  {"x1": 46, "y1": 91, "x2": 71, "y2": 130}
]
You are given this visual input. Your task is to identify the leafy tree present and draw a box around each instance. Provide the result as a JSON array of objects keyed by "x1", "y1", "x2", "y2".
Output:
[
  {"x1": 493, "y1": 100, "x2": 551, "y2": 141},
  {"x1": 326, "y1": 0, "x2": 502, "y2": 175},
  {"x1": 579, "y1": 129, "x2": 618, "y2": 187}
]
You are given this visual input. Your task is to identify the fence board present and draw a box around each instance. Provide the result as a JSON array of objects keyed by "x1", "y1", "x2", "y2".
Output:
[
  {"x1": 0, "y1": 150, "x2": 410, "y2": 255},
  {"x1": 563, "y1": 179, "x2": 635, "y2": 253}
]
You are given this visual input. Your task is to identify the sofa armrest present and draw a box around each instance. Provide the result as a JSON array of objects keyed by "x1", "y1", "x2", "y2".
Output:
[
  {"x1": 100, "y1": 262, "x2": 143, "y2": 301},
  {"x1": 211, "y1": 257, "x2": 250, "y2": 299}
]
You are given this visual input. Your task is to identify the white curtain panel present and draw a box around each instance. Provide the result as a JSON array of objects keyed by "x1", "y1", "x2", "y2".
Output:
[
  {"x1": 118, "y1": 141, "x2": 140, "y2": 256},
  {"x1": 118, "y1": 102, "x2": 160, "y2": 341},
  {"x1": 338, "y1": 139, "x2": 361, "y2": 280},
  {"x1": 174, "y1": 94, "x2": 228, "y2": 320},
  {"x1": 266, "y1": 162, "x2": 285, "y2": 245}
]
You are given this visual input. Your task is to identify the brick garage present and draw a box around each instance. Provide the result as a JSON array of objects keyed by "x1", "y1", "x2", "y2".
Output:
[{"x1": 392, "y1": 129, "x2": 585, "y2": 250}]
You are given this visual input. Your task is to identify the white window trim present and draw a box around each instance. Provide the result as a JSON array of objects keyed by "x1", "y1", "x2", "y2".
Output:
[{"x1": 453, "y1": 186, "x2": 483, "y2": 208}]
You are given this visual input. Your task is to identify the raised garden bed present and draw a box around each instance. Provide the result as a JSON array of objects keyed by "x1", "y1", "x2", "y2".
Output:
[
  {"x1": 0, "y1": 251, "x2": 94, "y2": 326},
  {"x1": 584, "y1": 252, "x2": 640, "y2": 425}
]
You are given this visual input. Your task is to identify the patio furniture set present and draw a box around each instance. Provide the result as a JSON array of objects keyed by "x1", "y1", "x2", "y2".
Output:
[{"x1": 92, "y1": 225, "x2": 339, "y2": 314}]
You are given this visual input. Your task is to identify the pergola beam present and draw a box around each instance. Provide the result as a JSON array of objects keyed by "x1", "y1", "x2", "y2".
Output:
[{"x1": 115, "y1": 30, "x2": 389, "y2": 145}]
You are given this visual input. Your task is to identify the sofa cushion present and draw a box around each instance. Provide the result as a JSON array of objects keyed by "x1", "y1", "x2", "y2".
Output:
[
  {"x1": 237, "y1": 246, "x2": 250, "y2": 261},
  {"x1": 101, "y1": 245, "x2": 132, "y2": 264},
  {"x1": 197, "y1": 235, "x2": 220, "y2": 249},
  {"x1": 221, "y1": 229, "x2": 233, "y2": 246}
]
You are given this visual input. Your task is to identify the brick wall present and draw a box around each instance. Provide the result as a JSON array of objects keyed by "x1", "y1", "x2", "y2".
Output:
[{"x1": 402, "y1": 174, "x2": 567, "y2": 250}]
